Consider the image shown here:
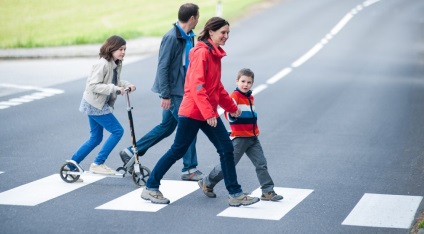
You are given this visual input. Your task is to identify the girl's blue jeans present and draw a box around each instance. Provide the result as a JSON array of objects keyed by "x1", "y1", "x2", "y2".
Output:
[
  {"x1": 146, "y1": 116, "x2": 243, "y2": 196},
  {"x1": 72, "y1": 113, "x2": 124, "y2": 165}
]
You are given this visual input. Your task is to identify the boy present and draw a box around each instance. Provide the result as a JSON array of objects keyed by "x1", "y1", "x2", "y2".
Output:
[{"x1": 198, "y1": 68, "x2": 283, "y2": 201}]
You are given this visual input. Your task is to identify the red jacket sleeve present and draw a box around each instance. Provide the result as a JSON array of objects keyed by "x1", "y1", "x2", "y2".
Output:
[{"x1": 187, "y1": 49, "x2": 216, "y2": 119}]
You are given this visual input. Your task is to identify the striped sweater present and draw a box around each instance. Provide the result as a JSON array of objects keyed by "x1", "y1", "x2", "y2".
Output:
[{"x1": 225, "y1": 89, "x2": 260, "y2": 138}]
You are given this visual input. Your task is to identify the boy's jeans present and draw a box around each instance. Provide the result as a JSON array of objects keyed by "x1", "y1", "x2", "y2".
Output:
[
  {"x1": 72, "y1": 114, "x2": 124, "y2": 165},
  {"x1": 146, "y1": 116, "x2": 243, "y2": 196},
  {"x1": 204, "y1": 136, "x2": 275, "y2": 193},
  {"x1": 126, "y1": 95, "x2": 198, "y2": 172}
]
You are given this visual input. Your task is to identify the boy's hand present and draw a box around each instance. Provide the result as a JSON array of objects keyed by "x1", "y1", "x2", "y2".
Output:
[{"x1": 230, "y1": 108, "x2": 241, "y2": 118}]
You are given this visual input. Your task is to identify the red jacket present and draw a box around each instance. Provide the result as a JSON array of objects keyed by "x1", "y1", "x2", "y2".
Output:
[{"x1": 179, "y1": 39, "x2": 238, "y2": 121}]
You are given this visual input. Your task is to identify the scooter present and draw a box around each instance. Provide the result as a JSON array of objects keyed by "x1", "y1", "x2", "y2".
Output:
[{"x1": 59, "y1": 88, "x2": 151, "y2": 187}]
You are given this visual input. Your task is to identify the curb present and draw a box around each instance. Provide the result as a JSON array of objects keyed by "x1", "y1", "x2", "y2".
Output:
[{"x1": 0, "y1": 37, "x2": 161, "y2": 60}]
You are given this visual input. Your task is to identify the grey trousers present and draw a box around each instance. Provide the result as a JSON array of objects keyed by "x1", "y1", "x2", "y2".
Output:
[{"x1": 204, "y1": 136, "x2": 275, "y2": 193}]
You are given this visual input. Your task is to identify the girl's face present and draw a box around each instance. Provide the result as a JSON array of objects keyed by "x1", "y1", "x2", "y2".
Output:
[
  {"x1": 112, "y1": 45, "x2": 126, "y2": 61},
  {"x1": 236, "y1": 75, "x2": 253, "y2": 93},
  {"x1": 209, "y1": 25, "x2": 230, "y2": 47}
]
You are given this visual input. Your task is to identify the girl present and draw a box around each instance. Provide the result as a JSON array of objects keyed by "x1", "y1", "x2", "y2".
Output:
[{"x1": 70, "y1": 35, "x2": 135, "y2": 176}]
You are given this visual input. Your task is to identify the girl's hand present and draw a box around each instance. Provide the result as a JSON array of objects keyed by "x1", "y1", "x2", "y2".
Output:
[
  {"x1": 118, "y1": 87, "x2": 125, "y2": 95},
  {"x1": 128, "y1": 85, "x2": 136, "y2": 92},
  {"x1": 207, "y1": 117, "x2": 217, "y2": 127}
]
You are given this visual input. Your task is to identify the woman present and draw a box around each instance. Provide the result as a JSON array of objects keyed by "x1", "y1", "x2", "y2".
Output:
[{"x1": 141, "y1": 17, "x2": 260, "y2": 207}]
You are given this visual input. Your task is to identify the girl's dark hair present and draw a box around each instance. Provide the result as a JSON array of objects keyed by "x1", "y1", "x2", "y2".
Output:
[
  {"x1": 99, "y1": 35, "x2": 126, "y2": 61},
  {"x1": 198, "y1": 17, "x2": 229, "y2": 42},
  {"x1": 178, "y1": 3, "x2": 199, "y2": 23}
]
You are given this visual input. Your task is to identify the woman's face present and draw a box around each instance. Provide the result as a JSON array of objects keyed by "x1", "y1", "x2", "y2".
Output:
[
  {"x1": 209, "y1": 25, "x2": 230, "y2": 47},
  {"x1": 112, "y1": 45, "x2": 126, "y2": 61}
]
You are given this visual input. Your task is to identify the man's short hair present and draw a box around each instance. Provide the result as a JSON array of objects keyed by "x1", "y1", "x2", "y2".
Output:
[{"x1": 178, "y1": 3, "x2": 199, "y2": 22}]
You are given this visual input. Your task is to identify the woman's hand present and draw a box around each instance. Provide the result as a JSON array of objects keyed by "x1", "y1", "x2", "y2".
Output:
[
  {"x1": 207, "y1": 117, "x2": 217, "y2": 127},
  {"x1": 230, "y1": 108, "x2": 241, "y2": 117}
]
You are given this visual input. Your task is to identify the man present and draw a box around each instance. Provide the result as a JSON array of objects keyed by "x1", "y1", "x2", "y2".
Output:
[{"x1": 120, "y1": 3, "x2": 202, "y2": 181}]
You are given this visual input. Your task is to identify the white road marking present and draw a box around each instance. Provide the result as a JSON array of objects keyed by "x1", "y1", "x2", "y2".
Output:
[
  {"x1": 218, "y1": 0, "x2": 381, "y2": 116},
  {"x1": 0, "y1": 83, "x2": 64, "y2": 110},
  {"x1": 266, "y1": 67, "x2": 292, "y2": 85},
  {"x1": 96, "y1": 180, "x2": 199, "y2": 212},
  {"x1": 0, "y1": 174, "x2": 104, "y2": 206},
  {"x1": 0, "y1": 171, "x2": 4, "y2": 174},
  {"x1": 342, "y1": 193, "x2": 423, "y2": 229},
  {"x1": 217, "y1": 187, "x2": 314, "y2": 220}
]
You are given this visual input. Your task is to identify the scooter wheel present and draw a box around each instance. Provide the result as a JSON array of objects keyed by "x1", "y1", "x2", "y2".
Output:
[
  {"x1": 132, "y1": 165, "x2": 151, "y2": 187},
  {"x1": 59, "y1": 162, "x2": 81, "y2": 183}
]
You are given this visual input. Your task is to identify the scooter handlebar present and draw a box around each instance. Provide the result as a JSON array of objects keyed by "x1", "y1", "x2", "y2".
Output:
[{"x1": 116, "y1": 88, "x2": 131, "y2": 95}]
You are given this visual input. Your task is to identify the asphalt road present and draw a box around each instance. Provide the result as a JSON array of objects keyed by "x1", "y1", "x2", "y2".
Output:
[{"x1": 1, "y1": 0, "x2": 423, "y2": 233}]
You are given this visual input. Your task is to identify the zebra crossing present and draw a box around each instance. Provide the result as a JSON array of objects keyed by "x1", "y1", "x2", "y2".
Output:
[{"x1": 0, "y1": 172, "x2": 421, "y2": 230}]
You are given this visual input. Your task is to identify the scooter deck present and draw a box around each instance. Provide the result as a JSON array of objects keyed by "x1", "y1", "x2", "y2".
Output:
[{"x1": 67, "y1": 171, "x2": 125, "y2": 178}]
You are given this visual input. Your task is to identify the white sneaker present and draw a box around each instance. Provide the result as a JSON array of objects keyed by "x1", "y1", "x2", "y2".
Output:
[{"x1": 89, "y1": 163, "x2": 116, "y2": 175}]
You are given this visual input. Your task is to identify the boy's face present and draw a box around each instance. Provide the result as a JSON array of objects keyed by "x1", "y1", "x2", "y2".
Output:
[{"x1": 236, "y1": 75, "x2": 253, "y2": 93}]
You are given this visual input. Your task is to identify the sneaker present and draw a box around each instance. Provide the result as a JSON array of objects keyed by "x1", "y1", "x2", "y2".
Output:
[
  {"x1": 89, "y1": 163, "x2": 116, "y2": 175},
  {"x1": 119, "y1": 150, "x2": 134, "y2": 174},
  {"x1": 261, "y1": 191, "x2": 284, "y2": 201},
  {"x1": 119, "y1": 150, "x2": 131, "y2": 163},
  {"x1": 228, "y1": 194, "x2": 260, "y2": 207},
  {"x1": 198, "y1": 179, "x2": 216, "y2": 198},
  {"x1": 63, "y1": 165, "x2": 83, "y2": 182},
  {"x1": 181, "y1": 170, "x2": 203, "y2": 181},
  {"x1": 141, "y1": 188, "x2": 170, "y2": 204}
]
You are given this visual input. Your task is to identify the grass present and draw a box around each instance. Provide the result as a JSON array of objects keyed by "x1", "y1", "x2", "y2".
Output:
[{"x1": 0, "y1": 0, "x2": 262, "y2": 48}]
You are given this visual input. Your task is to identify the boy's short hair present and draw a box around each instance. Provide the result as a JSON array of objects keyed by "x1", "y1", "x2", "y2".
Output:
[{"x1": 237, "y1": 68, "x2": 255, "y2": 82}]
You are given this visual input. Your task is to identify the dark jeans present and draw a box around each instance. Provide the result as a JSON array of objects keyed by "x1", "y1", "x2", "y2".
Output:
[
  {"x1": 127, "y1": 96, "x2": 197, "y2": 172},
  {"x1": 146, "y1": 116, "x2": 243, "y2": 196}
]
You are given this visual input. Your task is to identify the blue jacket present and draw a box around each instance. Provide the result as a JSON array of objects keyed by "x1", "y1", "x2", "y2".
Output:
[{"x1": 151, "y1": 24, "x2": 195, "y2": 98}]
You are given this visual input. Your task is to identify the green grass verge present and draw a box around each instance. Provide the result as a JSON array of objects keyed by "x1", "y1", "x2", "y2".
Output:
[
  {"x1": 419, "y1": 219, "x2": 424, "y2": 229},
  {"x1": 0, "y1": 0, "x2": 262, "y2": 48}
]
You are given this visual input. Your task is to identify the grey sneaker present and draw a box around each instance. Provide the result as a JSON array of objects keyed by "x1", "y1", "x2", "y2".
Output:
[
  {"x1": 119, "y1": 150, "x2": 134, "y2": 174},
  {"x1": 228, "y1": 194, "x2": 260, "y2": 207},
  {"x1": 119, "y1": 150, "x2": 131, "y2": 164},
  {"x1": 198, "y1": 179, "x2": 216, "y2": 198},
  {"x1": 261, "y1": 191, "x2": 284, "y2": 201},
  {"x1": 89, "y1": 163, "x2": 116, "y2": 175},
  {"x1": 141, "y1": 188, "x2": 170, "y2": 204},
  {"x1": 181, "y1": 170, "x2": 203, "y2": 181}
]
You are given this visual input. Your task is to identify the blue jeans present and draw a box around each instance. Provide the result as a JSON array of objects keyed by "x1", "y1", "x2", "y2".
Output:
[
  {"x1": 127, "y1": 96, "x2": 198, "y2": 172},
  {"x1": 72, "y1": 114, "x2": 124, "y2": 165},
  {"x1": 204, "y1": 137, "x2": 275, "y2": 193},
  {"x1": 146, "y1": 116, "x2": 243, "y2": 196}
]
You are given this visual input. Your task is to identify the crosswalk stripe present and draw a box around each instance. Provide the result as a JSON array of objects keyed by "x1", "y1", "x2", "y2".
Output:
[
  {"x1": 217, "y1": 187, "x2": 314, "y2": 220},
  {"x1": 0, "y1": 174, "x2": 104, "y2": 206},
  {"x1": 342, "y1": 193, "x2": 423, "y2": 229},
  {"x1": 96, "y1": 180, "x2": 199, "y2": 212}
]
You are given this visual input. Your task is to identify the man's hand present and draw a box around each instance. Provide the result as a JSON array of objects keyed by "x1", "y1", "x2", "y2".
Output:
[
  {"x1": 161, "y1": 98, "x2": 171, "y2": 110},
  {"x1": 207, "y1": 117, "x2": 217, "y2": 127}
]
